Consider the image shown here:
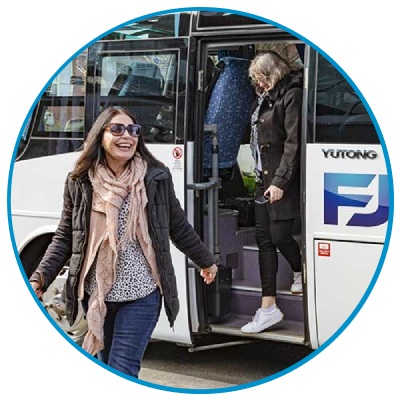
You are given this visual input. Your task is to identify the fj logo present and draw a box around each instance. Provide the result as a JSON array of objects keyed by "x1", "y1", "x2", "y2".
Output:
[{"x1": 324, "y1": 173, "x2": 389, "y2": 227}]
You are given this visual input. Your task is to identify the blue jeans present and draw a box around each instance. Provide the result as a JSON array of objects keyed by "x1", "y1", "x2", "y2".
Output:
[{"x1": 82, "y1": 290, "x2": 161, "y2": 378}]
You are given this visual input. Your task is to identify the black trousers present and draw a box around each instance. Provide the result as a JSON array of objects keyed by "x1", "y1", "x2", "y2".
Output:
[{"x1": 254, "y1": 184, "x2": 301, "y2": 297}]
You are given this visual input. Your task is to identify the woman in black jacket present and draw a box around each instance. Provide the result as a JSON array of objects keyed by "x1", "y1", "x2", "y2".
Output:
[
  {"x1": 29, "y1": 107, "x2": 218, "y2": 377},
  {"x1": 241, "y1": 51, "x2": 302, "y2": 334}
]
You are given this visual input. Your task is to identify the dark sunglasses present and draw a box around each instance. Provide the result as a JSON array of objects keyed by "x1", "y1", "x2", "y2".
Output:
[
  {"x1": 105, "y1": 123, "x2": 141, "y2": 137},
  {"x1": 254, "y1": 195, "x2": 270, "y2": 205}
]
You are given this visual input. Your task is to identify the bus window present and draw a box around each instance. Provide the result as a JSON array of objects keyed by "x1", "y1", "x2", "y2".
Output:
[
  {"x1": 100, "y1": 12, "x2": 191, "y2": 40},
  {"x1": 314, "y1": 53, "x2": 379, "y2": 144},
  {"x1": 18, "y1": 50, "x2": 87, "y2": 161},
  {"x1": 197, "y1": 11, "x2": 267, "y2": 29},
  {"x1": 97, "y1": 52, "x2": 178, "y2": 144},
  {"x1": 16, "y1": 114, "x2": 33, "y2": 160}
]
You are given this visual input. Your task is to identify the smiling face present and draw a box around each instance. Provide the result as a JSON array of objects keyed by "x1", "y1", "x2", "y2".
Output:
[{"x1": 101, "y1": 113, "x2": 139, "y2": 166}]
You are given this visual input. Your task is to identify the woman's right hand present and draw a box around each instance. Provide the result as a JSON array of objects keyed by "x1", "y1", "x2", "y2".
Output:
[
  {"x1": 265, "y1": 185, "x2": 284, "y2": 204},
  {"x1": 30, "y1": 281, "x2": 44, "y2": 298},
  {"x1": 200, "y1": 264, "x2": 218, "y2": 284}
]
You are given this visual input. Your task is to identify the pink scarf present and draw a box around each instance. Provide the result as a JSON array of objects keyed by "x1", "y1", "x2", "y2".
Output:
[{"x1": 80, "y1": 155, "x2": 159, "y2": 356}]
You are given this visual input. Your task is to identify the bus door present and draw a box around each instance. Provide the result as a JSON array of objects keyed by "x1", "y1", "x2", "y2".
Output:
[
  {"x1": 192, "y1": 34, "x2": 308, "y2": 345},
  {"x1": 304, "y1": 48, "x2": 388, "y2": 349},
  {"x1": 87, "y1": 37, "x2": 193, "y2": 345}
]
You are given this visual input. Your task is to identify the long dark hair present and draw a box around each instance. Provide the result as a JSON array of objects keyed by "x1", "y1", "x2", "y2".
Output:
[{"x1": 71, "y1": 107, "x2": 163, "y2": 179}]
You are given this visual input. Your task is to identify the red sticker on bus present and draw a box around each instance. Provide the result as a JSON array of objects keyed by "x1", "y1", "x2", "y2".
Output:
[
  {"x1": 173, "y1": 147, "x2": 183, "y2": 159},
  {"x1": 318, "y1": 242, "x2": 331, "y2": 257}
]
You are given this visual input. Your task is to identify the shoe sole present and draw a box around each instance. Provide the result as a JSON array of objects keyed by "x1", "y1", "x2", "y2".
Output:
[
  {"x1": 241, "y1": 313, "x2": 285, "y2": 334},
  {"x1": 290, "y1": 288, "x2": 303, "y2": 294}
]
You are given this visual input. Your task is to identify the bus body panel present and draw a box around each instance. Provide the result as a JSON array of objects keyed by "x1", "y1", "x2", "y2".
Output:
[
  {"x1": 144, "y1": 145, "x2": 192, "y2": 344},
  {"x1": 306, "y1": 144, "x2": 387, "y2": 242},
  {"x1": 12, "y1": 152, "x2": 79, "y2": 249},
  {"x1": 305, "y1": 144, "x2": 388, "y2": 348},
  {"x1": 12, "y1": 152, "x2": 78, "y2": 218},
  {"x1": 314, "y1": 240, "x2": 382, "y2": 345}
]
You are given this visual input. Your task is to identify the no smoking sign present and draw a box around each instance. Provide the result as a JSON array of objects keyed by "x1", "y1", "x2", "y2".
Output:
[
  {"x1": 172, "y1": 147, "x2": 183, "y2": 171},
  {"x1": 173, "y1": 147, "x2": 183, "y2": 159}
]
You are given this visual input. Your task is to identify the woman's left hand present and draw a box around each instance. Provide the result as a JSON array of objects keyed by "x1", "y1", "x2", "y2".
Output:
[{"x1": 200, "y1": 264, "x2": 218, "y2": 284}]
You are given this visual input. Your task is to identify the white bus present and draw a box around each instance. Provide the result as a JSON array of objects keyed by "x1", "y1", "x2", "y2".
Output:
[{"x1": 11, "y1": 11, "x2": 391, "y2": 351}]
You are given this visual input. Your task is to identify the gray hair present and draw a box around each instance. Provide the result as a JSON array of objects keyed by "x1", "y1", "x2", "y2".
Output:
[{"x1": 249, "y1": 51, "x2": 291, "y2": 94}]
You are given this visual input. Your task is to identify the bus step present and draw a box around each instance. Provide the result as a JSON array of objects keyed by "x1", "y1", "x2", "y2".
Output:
[{"x1": 210, "y1": 316, "x2": 304, "y2": 345}]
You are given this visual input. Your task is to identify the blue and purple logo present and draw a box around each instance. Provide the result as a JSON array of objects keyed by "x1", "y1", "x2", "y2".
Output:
[{"x1": 324, "y1": 173, "x2": 389, "y2": 227}]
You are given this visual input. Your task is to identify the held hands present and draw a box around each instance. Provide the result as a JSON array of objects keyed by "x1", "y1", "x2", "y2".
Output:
[
  {"x1": 200, "y1": 264, "x2": 218, "y2": 284},
  {"x1": 30, "y1": 281, "x2": 44, "y2": 299},
  {"x1": 265, "y1": 185, "x2": 284, "y2": 204},
  {"x1": 30, "y1": 281, "x2": 49, "y2": 312}
]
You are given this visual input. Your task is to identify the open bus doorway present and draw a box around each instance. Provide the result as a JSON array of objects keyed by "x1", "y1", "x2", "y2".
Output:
[{"x1": 196, "y1": 40, "x2": 306, "y2": 344}]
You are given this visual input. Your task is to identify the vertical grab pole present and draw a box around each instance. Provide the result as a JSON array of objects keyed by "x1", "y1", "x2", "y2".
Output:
[
  {"x1": 210, "y1": 125, "x2": 220, "y2": 264},
  {"x1": 207, "y1": 174, "x2": 214, "y2": 255}
]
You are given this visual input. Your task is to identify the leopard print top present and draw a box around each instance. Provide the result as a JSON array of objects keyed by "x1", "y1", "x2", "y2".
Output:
[{"x1": 84, "y1": 196, "x2": 157, "y2": 302}]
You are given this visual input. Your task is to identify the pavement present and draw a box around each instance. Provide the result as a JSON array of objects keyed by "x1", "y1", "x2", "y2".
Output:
[
  {"x1": 139, "y1": 337, "x2": 313, "y2": 389},
  {"x1": 139, "y1": 367, "x2": 235, "y2": 389}
]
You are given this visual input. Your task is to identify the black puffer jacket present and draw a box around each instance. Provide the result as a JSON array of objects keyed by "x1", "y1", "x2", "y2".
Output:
[{"x1": 31, "y1": 165, "x2": 216, "y2": 327}]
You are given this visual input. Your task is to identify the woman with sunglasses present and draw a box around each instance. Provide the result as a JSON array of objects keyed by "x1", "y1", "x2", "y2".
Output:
[
  {"x1": 29, "y1": 107, "x2": 218, "y2": 378},
  {"x1": 241, "y1": 51, "x2": 303, "y2": 334}
]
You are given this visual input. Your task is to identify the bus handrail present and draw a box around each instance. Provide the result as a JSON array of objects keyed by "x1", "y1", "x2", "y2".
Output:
[
  {"x1": 186, "y1": 180, "x2": 218, "y2": 191},
  {"x1": 186, "y1": 124, "x2": 220, "y2": 264}
]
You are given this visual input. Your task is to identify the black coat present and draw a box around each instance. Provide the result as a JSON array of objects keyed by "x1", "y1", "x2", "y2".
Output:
[
  {"x1": 31, "y1": 165, "x2": 216, "y2": 327},
  {"x1": 248, "y1": 71, "x2": 303, "y2": 221}
]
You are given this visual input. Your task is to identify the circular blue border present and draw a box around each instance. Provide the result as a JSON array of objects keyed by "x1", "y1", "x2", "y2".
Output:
[{"x1": 7, "y1": 6, "x2": 394, "y2": 394}]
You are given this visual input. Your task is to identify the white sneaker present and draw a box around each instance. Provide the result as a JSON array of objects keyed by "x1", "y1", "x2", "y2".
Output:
[
  {"x1": 241, "y1": 307, "x2": 284, "y2": 334},
  {"x1": 291, "y1": 272, "x2": 303, "y2": 294}
]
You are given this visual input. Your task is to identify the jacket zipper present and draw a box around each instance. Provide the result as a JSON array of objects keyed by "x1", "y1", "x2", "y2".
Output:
[{"x1": 71, "y1": 180, "x2": 89, "y2": 323}]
